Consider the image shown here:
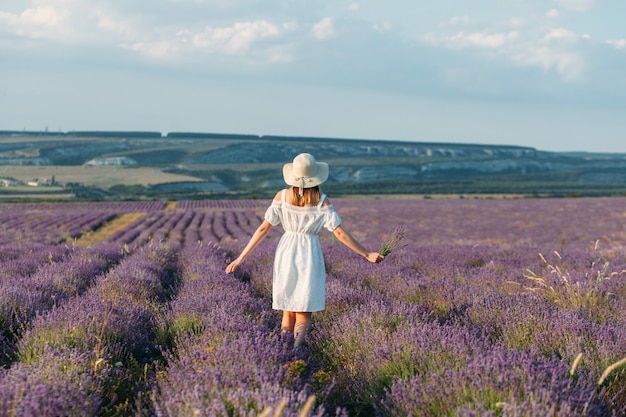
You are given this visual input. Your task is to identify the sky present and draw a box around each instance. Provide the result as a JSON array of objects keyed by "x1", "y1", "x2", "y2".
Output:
[{"x1": 1, "y1": 0, "x2": 625, "y2": 153}]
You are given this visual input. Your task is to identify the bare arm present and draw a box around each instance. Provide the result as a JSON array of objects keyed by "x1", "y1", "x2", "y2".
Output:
[
  {"x1": 333, "y1": 225, "x2": 384, "y2": 263},
  {"x1": 225, "y1": 220, "x2": 273, "y2": 273}
]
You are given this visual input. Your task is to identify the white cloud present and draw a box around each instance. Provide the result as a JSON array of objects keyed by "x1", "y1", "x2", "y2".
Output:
[
  {"x1": 124, "y1": 19, "x2": 288, "y2": 62},
  {"x1": 0, "y1": 1, "x2": 142, "y2": 43},
  {"x1": 553, "y1": 0, "x2": 596, "y2": 12},
  {"x1": 312, "y1": 17, "x2": 335, "y2": 40},
  {"x1": 349, "y1": 3, "x2": 360, "y2": 12},
  {"x1": 191, "y1": 20, "x2": 281, "y2": 54},
  {"x1": 0, "y1": 1, "x2": 297, "y2": 64},
  {"x1": 427, "y1": 30, "x2": 519, "y2": 49},
  {"x1": 127, "y1": 40, "x2": 178, "y2": 59},
  {"x1": 511, "y1": 28, "x2": 586, "y2": 81},
  {"x1": 423, "y1": 24, "x2": 587, "y2": 82},
  {"x1": 0, "y1": 5, "x2": 70, "y2": 39},
  {"x1": 21, "y1": 6, "x2": 64, "y2": 25},
  {"x1": 606, "y1": 39, "x2": 626, "y2": 50},
  {"x1": 514, "y1": 47, "x2": 584, "y2": 81},
  {"x1": 544, "y1": 28, "x2": 578, "y2": 42}
]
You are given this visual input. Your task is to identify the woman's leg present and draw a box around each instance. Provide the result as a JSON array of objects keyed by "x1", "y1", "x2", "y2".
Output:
[
  {"x1": 293, "y1": 312, "x2": 312, "y2": 347},
  {"x1": 281, "y1": 311, "x2": 296, "y2": 334}
]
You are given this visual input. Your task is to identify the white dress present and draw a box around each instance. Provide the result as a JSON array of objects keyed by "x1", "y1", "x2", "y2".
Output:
[{"x1": 264, "y1": 189, "x2": 342, "y2": 312}]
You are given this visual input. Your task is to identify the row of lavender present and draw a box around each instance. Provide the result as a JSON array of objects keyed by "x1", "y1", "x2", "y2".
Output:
[
  {"x1": 0, "y1": 200, "x2": 167, "y2": 213},
  {"x1": 0, "y1": 203, "x2": 262, "y2": 257},
  {"x1": 150, "y1": 242, "x2": 332, "y2": 416},
  {"x1": 101, "y1": 207, "x2": 262, "y2": 251},
  {"x1": 0, "y1": 210, "x2": 117, "y2": 246},
  {"x1": 0, "y1": 198, "x2": 266, "y2": 213},
  {"x1": 0, "y1": 243, "x2": 180, "y2": 415},
  {"x1": 1, "y1": 196, "x2": 625, "y2": 415}
]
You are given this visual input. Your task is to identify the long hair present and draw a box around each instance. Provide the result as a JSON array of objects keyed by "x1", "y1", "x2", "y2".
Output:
[{"x1": 291, "y1": 186, "x2": 321, "y2": 207}]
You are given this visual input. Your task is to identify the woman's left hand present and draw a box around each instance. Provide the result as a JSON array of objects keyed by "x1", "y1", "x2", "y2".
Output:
[
  {"x1": 225, "y1": 258, "x2": 241, "y2": 273},
  {"x1": 365, "y1": 252, "x2": 384, "y2": 263}
]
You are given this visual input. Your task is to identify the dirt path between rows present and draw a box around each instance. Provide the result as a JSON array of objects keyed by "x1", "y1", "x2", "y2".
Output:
[{"x1": 74, "y1": 212, "x2": 146, "y2": 246}]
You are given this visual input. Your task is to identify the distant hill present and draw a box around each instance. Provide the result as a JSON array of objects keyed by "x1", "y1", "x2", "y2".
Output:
[{"x1": 1, "y1": 130, "x2": 626, "y2": 199}]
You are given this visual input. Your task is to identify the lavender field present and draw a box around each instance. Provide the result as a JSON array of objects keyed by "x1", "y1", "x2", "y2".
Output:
[{"x1": 0, "y1": 196, "x2": 625, "y2": 417}]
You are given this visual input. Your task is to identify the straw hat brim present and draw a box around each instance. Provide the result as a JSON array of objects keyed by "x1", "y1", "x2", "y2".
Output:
[{"x1": 283, "y1": 161, "x2": 329, "y2": 188}]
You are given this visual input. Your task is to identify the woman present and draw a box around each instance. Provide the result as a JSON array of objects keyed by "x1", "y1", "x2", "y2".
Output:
[{"x1": 225, "y1": 153, "x2": 384, "y2": 348}]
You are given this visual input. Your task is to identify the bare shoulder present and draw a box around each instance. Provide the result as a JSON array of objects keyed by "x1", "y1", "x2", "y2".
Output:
[
  {"x1": 322, "y1": 196, "x2": 332, "y2": 206},
  {"x1": 273, "y1": 189, "x2": 284, "y2": 201}
]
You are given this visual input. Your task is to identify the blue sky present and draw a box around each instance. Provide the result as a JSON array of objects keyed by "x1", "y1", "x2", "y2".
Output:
[{"x1": 1, "y1": 0, "x2": 625, "y2": 153}]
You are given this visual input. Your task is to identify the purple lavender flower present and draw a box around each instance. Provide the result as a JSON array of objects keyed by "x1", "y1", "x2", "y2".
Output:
[{"x1": 379, "y1": 225, "x2": 407, "y2": 256}]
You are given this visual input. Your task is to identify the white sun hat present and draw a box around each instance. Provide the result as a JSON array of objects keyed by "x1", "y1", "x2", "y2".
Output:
[{"x1": 282, "y1": 153, "x2": 329, "y2": 192}]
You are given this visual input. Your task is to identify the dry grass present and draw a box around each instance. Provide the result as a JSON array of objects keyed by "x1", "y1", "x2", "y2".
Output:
[
  {"x1": 257, "y1": 395, "x2": 316, "y2": 417},
  {"x1": 0, "y1": 166, "x2": 204, "y2": 189},
  {"x1": 598, "y1": 357, "x2": 626, "y2": 386},
  {"x1": 0, "y1": 192, "x2": 74, "y2": 200},
  {"x1": 74, "y1": 213, "x2": 146, "y2": 246},
  {"x1": 522, "y1": 246, "x2": 623, "y2": 309}
]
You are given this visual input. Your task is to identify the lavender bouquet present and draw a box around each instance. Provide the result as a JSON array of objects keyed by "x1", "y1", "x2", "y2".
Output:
[{"x1": 379, "y1": 225, "x2": 407, "y2": 256}]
